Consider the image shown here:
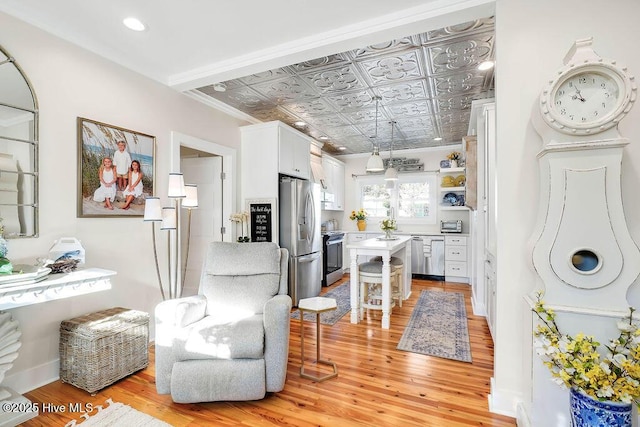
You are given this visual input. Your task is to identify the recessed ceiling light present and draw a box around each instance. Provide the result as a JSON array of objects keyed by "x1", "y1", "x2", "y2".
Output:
[
  {"x1": 338, "y1": 146, "x2": 346, "y2": 151},
  {"x1": 478, "y1": 60, "x2": 494, "y2": 71},
  {"x1": 213, "y1": 83, "x2": 227, "y2": 92},
  {"x1": 123, "y1": 17, "x2": 146, "y2": 32},
  {"x1": 319, "y1": 136, "x2": 329, "y2": 140},
  {"x1": 294, "y1": 121, "x2": 306, "y2": 127},
  {"x1": 434, "y1": 137, "x2": 443, "y2": 141}
]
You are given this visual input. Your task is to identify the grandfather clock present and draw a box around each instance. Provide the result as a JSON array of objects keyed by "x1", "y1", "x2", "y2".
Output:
[{"x1": 530, "y1": 37, "x2": 638, "y2": 311}]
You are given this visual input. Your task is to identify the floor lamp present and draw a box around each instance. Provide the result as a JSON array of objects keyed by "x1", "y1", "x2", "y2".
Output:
[{"x1": 143, "y1": 173, "x2": 198, "y2": 300}]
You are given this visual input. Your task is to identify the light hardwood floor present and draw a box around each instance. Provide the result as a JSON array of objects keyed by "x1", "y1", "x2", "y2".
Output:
[{"x1": 23, "y1": 277, "x2": 516, "y2": 426}]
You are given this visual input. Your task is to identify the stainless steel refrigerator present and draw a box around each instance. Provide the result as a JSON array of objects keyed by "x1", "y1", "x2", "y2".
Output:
[{"x1": 279, "y1": 177, "x2": 322, "y2": 306}]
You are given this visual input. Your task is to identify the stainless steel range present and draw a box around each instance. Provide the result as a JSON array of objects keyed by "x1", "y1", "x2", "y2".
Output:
[{"x1": 322, "y1": 231, "x2": 344, "y2": 286}]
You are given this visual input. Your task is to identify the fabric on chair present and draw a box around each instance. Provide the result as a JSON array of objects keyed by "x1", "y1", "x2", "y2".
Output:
[
  {"x1": 173, "y1": 314, "x2": 265, "y2": 361},
  {"x1": 359, "y1": 261, "x2": 399, "y2": 274},
  {"x1": 200, "y1": 242, "x2": 282, "y2": 316},
  {"x1": 155, "y1": 242, "x2": 291, "y2": 403},
  {"x1": 170, "y1": 359, "x2": 266, "y2": 403}
]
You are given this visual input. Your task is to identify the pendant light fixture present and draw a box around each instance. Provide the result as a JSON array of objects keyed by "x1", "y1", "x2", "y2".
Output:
[
  {"x1": 366, "y1": 96, "x2": 384, "y2": 172},
  {"x1": 384, "y1": 121, "x2": 398, "y2": 181}
]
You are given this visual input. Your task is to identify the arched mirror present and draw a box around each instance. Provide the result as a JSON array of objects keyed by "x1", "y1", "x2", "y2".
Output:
[{"x1": 0, "y1": 44, "x2": 38, "y2": 238}]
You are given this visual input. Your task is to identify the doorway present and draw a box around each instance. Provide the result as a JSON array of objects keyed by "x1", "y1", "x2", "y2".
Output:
[{"x1": 170, "y1": 131, "x2": 236, "y2": 296}]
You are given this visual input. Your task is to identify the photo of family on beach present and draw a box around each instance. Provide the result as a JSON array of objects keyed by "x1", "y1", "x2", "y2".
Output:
[{"x1": 77, "y1": 117, "x2": 156, "y2": 218}]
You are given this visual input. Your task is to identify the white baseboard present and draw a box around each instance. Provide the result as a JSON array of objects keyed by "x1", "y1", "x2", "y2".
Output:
[
  {"x1": 515, "y1": 401, "x2": 531, "y2": 427},
  {"x1": 471, "y1": 296, "x2": 486, "y2": 316},
  {"x1": 488, "y1": 377, "x2": 520, "y2": 418},
  {"x1": 4, "y1": 358, "x2": 59, "y2": 394}
]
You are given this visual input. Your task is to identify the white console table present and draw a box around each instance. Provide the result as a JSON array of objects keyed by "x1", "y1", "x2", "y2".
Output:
[
  {"x1": 0, "y1": 268, "x2": 116, "y2": 426},
  {"x1": 0, "y1": 268, "x2": 116, "y2": 310}
]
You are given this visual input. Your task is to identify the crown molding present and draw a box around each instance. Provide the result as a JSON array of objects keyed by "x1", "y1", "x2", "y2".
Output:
[
  {"x1": 168, "y1": 0, "x2": 494, "y2": 91},
  {"x1": 182, "y1": 90, "x2": 261, "y2": 124}
]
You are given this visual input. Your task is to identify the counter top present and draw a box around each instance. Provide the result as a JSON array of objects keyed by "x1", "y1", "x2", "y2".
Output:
[
  {"x1": 345, "y1": 230, "x2": 470, "y2": 237},
  {"x1": 346, "y1": 234, "x2": 412, "y2": 250}
]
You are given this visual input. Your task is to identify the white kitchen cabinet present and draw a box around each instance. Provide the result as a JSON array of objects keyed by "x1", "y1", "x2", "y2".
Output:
[
  {"x1": 321, "y1": 155, "x2": 345, "y2": 211},
  {"x1": 444, "y1": 235, "x2": 469, "y2": 283},
  {"x1": 278, "y1": 124, "x2": 310, "y2": 179},
  {"x1": 240, "y1": 121, "x2": 313, "y2": 203}
]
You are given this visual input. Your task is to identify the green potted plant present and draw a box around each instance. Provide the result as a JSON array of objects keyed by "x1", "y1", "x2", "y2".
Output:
[{"x1": 533, "y1": 293, "x2": 639, "y2": 426}]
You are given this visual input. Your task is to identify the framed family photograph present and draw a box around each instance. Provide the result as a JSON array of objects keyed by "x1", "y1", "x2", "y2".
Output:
[{"x1": 77, "y1": 117, "x2": 156, "y2": 218}]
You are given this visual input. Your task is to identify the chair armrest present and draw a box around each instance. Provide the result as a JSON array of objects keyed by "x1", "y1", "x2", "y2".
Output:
[
  {"x1": 263, "y1": 294, "x2": 292, "y2": 392},
  {"x1": 155, "y1": 295, "x2": 207, "y2": 329},
  {"x1": 154, "y1": 295, "x2": 207, "y2": 394}
]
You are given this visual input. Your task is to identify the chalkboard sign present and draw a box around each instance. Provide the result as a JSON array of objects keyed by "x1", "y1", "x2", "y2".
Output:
[{"x1": 247, "y1": 199, "x2": 276, "y2": 243}]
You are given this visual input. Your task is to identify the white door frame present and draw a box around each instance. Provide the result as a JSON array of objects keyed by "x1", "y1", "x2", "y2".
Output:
[{"x1": 170, "y1": 131, "x2": 236, "y2": 292}]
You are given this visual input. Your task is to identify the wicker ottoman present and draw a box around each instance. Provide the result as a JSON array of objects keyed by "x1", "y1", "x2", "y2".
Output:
[{"x1": 59, "y1": 307, "x2": 149, "y2": 394}]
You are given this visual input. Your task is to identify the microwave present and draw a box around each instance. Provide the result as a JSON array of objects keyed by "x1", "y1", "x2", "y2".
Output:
[{"x1": 441, "y1": 220, "x2": 462, "y2": 233}]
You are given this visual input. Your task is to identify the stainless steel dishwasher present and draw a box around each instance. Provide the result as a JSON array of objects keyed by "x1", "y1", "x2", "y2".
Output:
[{"x1": 411, "y1": 235, "x2": 445, "y2": 278}]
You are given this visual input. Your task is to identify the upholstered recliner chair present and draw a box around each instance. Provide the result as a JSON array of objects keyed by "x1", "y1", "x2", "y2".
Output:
[{"x1": 155, "y1": 242, "x2": 291, "y2": 403}]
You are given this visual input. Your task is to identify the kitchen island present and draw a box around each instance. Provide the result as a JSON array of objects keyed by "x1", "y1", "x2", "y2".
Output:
[{"x1": 347, "y1": 235, "x2": 412, "y2": 329}]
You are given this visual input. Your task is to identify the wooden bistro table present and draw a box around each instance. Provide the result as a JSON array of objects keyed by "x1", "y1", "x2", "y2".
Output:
[{"x1": 347, "y1": 235, "x2": 412, "y2": 329}]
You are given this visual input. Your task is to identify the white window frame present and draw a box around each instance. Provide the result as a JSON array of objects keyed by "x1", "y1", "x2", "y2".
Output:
[{"x1": 355, "y1": 172, "x2": 438, "y2": 225}]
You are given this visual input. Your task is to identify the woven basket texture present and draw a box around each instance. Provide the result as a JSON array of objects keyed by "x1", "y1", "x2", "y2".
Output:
[{"x1": 59, "y1": 307, "x2": 149, "y2": 394}]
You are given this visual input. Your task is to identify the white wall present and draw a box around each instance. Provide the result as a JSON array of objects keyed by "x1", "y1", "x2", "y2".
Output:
[
  {"x1": 0, "y1": 12, "x2": 249, "y2": 392},
  {"x1": 494, "y1": 0, "x2": 640, "y2": 422}
]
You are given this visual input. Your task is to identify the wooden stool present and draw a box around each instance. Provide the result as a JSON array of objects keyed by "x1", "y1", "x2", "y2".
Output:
[
  {"x1": 298, "y1": 297, "x2": 338, "y2": 382},
  {"x1": 359, "y1": 261, "x2": 401, "y2": 312},
  {"x1": 370, "y1": 256, "x2": 404, "y2": 307}
]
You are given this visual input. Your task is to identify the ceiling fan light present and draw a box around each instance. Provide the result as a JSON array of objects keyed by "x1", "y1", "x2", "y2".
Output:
[
  {"x1": 366, "y1": 151, "x2": 384, "y2": 172},
  {"x1": 384, "y1": 166, "x2": 398, "y2": 181}
]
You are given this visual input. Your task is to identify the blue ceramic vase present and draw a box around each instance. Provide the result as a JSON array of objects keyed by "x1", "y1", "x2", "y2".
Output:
[{"x1": 570, "y1": 388, "x2": 632, "y2": 427}]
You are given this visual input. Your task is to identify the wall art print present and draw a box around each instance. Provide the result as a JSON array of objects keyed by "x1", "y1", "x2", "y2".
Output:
[{"x1": 77, "y1": 117, "x2": 156, "y2": 218}]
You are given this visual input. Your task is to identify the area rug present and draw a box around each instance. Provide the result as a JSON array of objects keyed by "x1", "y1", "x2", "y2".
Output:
[
  {"x1": 290, "y1": 282, "x2": 350, "y2": 325},
  {"x1": 396, "y1": 290, "x2": 472, "y2": 363},
  {"x1": 64, "y1": 398, "x2": 172, "y2": 426}
]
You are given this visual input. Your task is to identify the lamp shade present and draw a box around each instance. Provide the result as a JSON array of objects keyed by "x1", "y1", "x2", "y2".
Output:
[
  {"x1": 366, "y1": 151, "x2": 384, "y2": 172},
  {"x1": 182, "y1": 184, "x2": 198, "y2": 208},
  {"x1": 384, "y1": 166, "x2": 399, "y2": 181},
  {"x1": 143, "y1": 197, "x2": 162, "y2": 221},
  {"x1": 167, "y1": 173, "x2": 186, "y2": 198},
  {"x1": 161, "y1": 207, "x2": 177, "y2": 230}
]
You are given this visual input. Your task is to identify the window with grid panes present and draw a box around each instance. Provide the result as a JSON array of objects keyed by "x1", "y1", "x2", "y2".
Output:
[{"x1": 356, "y1": 173, "x2": 437, "y2": 224}]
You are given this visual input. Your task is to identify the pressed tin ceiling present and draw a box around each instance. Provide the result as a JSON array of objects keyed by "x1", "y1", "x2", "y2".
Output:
[{"x1": 196, "y1": 17, "x2": 495, "y2": 155}]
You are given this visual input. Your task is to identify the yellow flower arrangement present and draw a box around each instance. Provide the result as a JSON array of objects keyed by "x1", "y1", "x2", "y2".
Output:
[
  {"x1": 349, "y1": 209, "x2": 367, "y2": 221},
  {"x1": 533, "y1": 292, "x2": 640, "y2": 405},
  {"x1": 447, "y1": 151, "x2": 461, "y2": 161}
]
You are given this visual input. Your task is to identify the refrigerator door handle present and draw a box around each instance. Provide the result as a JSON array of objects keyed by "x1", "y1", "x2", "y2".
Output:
[
  {"x1": 304, "y1": 191, "x2": 314, "y2": 244},
  {"x1": 298, "y1": 253, "x2": 319, "y2": 263}
]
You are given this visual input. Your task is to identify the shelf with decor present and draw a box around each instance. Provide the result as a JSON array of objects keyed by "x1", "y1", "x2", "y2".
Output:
[{"x1": 439, "y1": 167, "x2": 468, "y2": 210}]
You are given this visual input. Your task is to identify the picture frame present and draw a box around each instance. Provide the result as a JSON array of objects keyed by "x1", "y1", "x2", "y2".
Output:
[
  {"x1": 77, "y1": 117, "x2": 156, "y2": 218},
  {"x1": 245, "y1": 198, "x2": 277, "y2": 243}
]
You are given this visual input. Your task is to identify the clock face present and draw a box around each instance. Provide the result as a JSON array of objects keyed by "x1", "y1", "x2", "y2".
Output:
[
  {"x1": 540, "y1": 62, "x2": 635, "y2": 135},
  {"x1": 552, "y1": 71, "x2": 621, "y2": 125}
]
